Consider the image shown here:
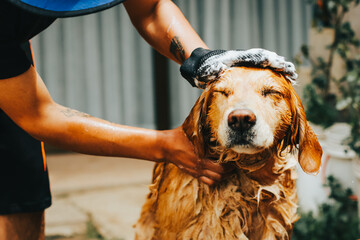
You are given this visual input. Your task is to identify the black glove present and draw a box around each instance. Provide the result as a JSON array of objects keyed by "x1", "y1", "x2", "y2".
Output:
[{"x1": 180, "y1": 47, "x2": 298, "y2": 89}]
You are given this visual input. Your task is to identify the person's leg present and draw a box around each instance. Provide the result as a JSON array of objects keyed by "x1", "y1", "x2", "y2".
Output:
[{"x1": 0, "y1": 211, "x2": 45, "y2": 240}]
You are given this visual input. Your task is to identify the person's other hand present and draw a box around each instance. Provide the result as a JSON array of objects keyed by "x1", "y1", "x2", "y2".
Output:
[
  {"x1": 180, "y1": 47, "x2": 298, "y2": 88},
  {"x1": 161, "y1": 127, "x2": 233, "y2": 186}
]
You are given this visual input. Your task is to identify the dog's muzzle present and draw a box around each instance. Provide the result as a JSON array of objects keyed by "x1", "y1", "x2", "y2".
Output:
[{"x1": 227, "y1": 109, "x2": 256, "y2": 146}]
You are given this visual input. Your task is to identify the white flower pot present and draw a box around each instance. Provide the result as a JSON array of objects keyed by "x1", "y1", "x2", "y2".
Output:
[
  {"x1": 297, "y1": 123, "x2": 358, "y2": 213},
  {"x1": 323, "y1": 123, "x2": 357, "y2": 191}
]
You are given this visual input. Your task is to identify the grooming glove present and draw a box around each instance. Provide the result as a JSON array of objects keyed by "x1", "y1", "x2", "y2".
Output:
[{"x1": 180, "y1": 48, "x2": 298, "y2": 88}]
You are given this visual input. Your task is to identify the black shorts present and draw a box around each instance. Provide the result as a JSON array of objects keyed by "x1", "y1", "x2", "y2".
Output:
[
  {"x1": 0, "y1": 1, "x2": 55, "y2": 214},
  {"x1": 0, "y1": 109, "x2": 52, "y2": 214}
]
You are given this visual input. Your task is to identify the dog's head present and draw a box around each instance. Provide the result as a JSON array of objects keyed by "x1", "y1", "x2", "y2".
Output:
[{"x1": 183, "y1": 67, "x2": 322, "y2": 174}]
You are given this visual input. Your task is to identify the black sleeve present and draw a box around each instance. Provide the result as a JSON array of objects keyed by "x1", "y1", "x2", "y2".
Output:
[
  {"x1": 0, "y1": 1, "x2": 55, "y2": 79},
  {"x1": 0, "y1": 42, "x2": 32, "y2": 79}
]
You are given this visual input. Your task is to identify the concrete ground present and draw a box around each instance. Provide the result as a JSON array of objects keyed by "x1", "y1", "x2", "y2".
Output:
[{"x1": 44, "y1": 153, "x2": 155, "y2": 240}]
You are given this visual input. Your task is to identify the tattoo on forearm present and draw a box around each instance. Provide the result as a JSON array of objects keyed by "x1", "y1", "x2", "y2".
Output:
[
  {"x1": 170, "y1": 36, "x2": 185, "y2": 63},
  {"x1": 61, "y1": 108, "x2": 91, "y2": 118}
]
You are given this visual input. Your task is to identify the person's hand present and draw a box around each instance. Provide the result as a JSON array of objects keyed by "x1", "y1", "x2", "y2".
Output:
[
  {"x1": 180, "y1": 47, "x2": 298, "y2": 88},
  {"x1": 161, "y1": 127, "x2": 232, "y2": 186}
]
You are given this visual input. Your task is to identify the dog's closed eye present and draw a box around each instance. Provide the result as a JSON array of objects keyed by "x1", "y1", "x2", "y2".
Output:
[
  {"x1": 261, "y1": 88, "x2": 283, "y2": 97},
  {"x1": 213, "y1": 89, "x2": 231, "y2": 97}
]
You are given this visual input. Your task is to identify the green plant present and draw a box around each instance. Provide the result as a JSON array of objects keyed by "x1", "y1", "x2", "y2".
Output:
[
  {"x1": 299, "y1": 0, "x2": 360, "y2": 154},
  {"x1": 312, "y1": 0, "x2": 360, "y2": 28},
  {"x1": 293, "y1": 176, "x2": 360, "y2": 240}
]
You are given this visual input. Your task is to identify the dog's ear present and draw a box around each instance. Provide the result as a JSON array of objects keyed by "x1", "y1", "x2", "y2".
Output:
[
  {"x1": 289, "y1": 89, "x2": 322, "y2": 175},
  {"x1": 182, "y1": 89, "x2": 210, "y2": 157}
]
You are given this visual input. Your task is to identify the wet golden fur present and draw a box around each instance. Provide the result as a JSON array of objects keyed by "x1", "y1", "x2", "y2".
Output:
[{"x1": 135, "y1": 67, "x2": 322, "y2": 240}]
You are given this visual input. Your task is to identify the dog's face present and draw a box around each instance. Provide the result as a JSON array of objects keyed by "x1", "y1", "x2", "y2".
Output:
[
  {"x1": 207, "y1": 68, "x2": 291, "y2": 154},
  {"x1": 183, "y1": 67, "x2": 322, "y2": 174}
]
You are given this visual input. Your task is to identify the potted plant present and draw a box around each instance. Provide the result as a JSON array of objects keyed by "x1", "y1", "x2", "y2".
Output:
[
  {"x1": 293, "y1": 176, "x2": 360, "y2": 239},
  {"x1": 296, "y1": 0, "x2": 360, "y2": 209}
]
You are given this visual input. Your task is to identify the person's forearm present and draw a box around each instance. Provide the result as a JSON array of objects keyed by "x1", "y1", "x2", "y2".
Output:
[
  {"x1": 124, "y1": 0, "x2": 207, "y2": 64},
  {"x1": 23, "y1": 102, "x2": 167, "y2": 162}
]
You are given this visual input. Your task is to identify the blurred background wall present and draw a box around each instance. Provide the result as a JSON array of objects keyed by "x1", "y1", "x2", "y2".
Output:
[{"x1": 31, "y1": 0, "x2": 311, "y2": 130}]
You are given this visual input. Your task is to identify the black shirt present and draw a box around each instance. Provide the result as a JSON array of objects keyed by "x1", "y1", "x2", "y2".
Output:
[
  {"x1": 0, "y1": 0, "x2": 56, "y2": 79},
  {"x1": 0, "y1": 1, "x2": 54, "y2": 214}
]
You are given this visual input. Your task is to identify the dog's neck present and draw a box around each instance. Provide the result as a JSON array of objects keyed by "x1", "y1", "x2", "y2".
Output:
[
  {"x1": 245, "y1": 156, "x2": 280, "y2": 185},
  {"x1": 209, "y1": 146, "x2": 286, "y2": 186}
]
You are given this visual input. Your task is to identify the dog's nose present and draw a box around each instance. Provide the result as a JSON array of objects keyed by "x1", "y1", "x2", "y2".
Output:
[{"x1": 228, "y1": 109, "x2": 256, "y2": 131}]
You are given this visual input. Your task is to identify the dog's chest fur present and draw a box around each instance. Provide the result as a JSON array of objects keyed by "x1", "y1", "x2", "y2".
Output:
[{"x1": 135, "y1": 154, "x2": 298, "y2": 240}]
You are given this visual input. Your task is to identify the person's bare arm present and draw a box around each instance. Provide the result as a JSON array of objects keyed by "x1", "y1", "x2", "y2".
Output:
[
  {"x1": 0, "y1": 66, "x2": 223, "y2": 185},
  {"x1": 123, "y1": 0, "x2": 207, "y2": 64}
]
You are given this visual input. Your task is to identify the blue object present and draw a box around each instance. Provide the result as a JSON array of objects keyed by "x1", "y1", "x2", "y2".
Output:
[{"x1": 7, "y1": 0, "x2": 126, "y2": 17}]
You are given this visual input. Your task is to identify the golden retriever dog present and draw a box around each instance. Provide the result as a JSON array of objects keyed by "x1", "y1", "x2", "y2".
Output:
[{"x1": 135, "y1": 67, "x2": 322, "y2": 240}]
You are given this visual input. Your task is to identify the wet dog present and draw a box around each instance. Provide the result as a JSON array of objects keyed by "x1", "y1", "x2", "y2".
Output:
[{"x1": 135, "y1": 67, "x2": 322, "y2": 240}]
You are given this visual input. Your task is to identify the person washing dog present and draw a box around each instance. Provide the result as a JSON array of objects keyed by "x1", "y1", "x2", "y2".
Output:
[{"x1": 0, "y1": 0, "x2": 297, "y2": 239}]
